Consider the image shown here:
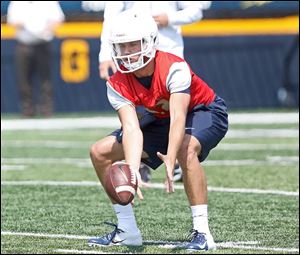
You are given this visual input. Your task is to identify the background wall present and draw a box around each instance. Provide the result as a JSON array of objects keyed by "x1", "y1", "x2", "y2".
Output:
[{"x1": 1, "y1": 1, "x2": 299, "y2": 114}]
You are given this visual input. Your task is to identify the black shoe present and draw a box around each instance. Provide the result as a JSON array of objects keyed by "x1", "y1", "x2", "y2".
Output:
[{"x1": 139, "y1": 163, "x2": 151, "y2": 183}]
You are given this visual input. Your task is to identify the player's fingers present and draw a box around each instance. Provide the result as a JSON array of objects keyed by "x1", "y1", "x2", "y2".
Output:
[
  {"x1": 140, "y1": 180, "x2": 150, "y2": 188},
  {"x1": 157, "y1": 151, "x2": 165, "y2": 161},
  {"x1": 165, "y1": 175, "x2": 174, "y2": 193},
  {"x1": 167, "y1": 169, "x2": 173, "y2": 182},
  {"x1": 169, "y1": 180, "x2": 175, "y2": 193},
  {"x1": 164, "y1": 179, "x2": 173, "y2": 193},
  {"x1": 164, "y1": 179, "x2": 169, "y2": 193},
  {"x1": 169, "y1": 173, "x2": 175, "y2": 193},
  {"x1": 131, "y1": 198, "x2": 135, "y2": 206},
  {"x1": 136, "y1": 187, "x2": 144, "y2": 200}
]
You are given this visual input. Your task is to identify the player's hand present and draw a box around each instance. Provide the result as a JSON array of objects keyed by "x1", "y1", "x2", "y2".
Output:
[
  {"x1": 131, "y1": 169, "x2": 150, "y2": 205},
  {"x1": 153, "y1": 13, "x2": 169, "y2": 27},
  {"x1": 99, "y1": 60, "x2": 117, "y2": 80},
  {"x1": 157, "y1": 152, "x2": 175, "y2": 193}
]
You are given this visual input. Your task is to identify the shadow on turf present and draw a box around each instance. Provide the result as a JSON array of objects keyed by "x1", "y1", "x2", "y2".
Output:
[{"x1": 89, "y1": 240, "x2": 188, "y2": 253}]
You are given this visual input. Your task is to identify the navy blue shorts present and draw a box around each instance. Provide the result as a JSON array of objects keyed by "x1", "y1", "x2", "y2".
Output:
[{"x1": 110, "y1": 96, "x2": 228, "y2": 169}]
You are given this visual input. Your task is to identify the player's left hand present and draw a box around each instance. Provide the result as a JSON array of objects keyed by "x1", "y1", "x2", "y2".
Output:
[{"x1": 157, "y1": 152, "x2": 175, "y2": 193}]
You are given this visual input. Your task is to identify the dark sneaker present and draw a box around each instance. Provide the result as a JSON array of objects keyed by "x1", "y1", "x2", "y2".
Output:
[
  {"x1": 185, "y1": 230, "x2": 216, "y2": 251},
  {"x1": 88, "y1": 222, "x2": 142, "y2": 247},
  {"x1": 173, "y1": 164, "x2": 183, "y2": 182},
  {"x1": 139, "y1": 163, "x2": 151, "y2": 183}
]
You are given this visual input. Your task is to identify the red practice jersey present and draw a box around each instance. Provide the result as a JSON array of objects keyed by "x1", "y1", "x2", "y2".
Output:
[{"x1": 107, "y1": 50, "x2": 215, "y2": 118}]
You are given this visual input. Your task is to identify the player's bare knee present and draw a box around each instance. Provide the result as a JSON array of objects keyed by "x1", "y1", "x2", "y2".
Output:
[
  {"x1": 178, "y1": 143, "x2": 200, "y2": 169},
  {"x1": 90, "y1": 142, "x2": 107, "y2": 165}
]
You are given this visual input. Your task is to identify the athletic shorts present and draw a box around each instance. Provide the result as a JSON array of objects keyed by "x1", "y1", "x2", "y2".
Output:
[{"x1": 110, "y1": 95, "x2": 228, "y2": 169}]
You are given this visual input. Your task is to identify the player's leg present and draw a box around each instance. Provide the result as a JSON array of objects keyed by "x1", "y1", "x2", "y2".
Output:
[
  {"x1": 89, "y1": 135, "x2": 142, "y2": 247},
  {"x1": 90, "y1": 135, "x2": 125, "y2": 190},
  {"x1": 177, "y1": 134, "x2": 216, "y2": 251},
  {"x1": 177, "y1": 135, "x2": 207, "y2": 204},
  {"x1": 177, "y1": 97, "x2": 228, "y2": 251}
]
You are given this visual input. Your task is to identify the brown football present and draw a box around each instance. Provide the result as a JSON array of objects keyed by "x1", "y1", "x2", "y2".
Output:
[{"x1": 105, "y1": 162, "x2": 138, "y2": 205}]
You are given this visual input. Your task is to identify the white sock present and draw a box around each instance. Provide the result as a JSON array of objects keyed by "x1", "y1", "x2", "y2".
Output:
[
  {"x1": 191, "y1": 205, "x2": 210, "y2": 235},
  {"x1": 113, "y1": 204, "x2": 139, "y2": 232}
]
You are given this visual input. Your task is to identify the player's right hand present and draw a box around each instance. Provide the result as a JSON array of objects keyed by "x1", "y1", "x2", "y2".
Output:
[
  {"x1": 99, "y1": 60, "x2": 117, "y2": 80},
  {"x1": 131, "y1": 169, "x2": 150, "y2": 205},
  {"x1": 157, "y1": 151, "x2": 175, "y2": 193}
]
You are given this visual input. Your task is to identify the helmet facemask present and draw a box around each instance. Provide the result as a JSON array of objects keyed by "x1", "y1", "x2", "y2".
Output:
[
  {"x1": 111, "y1": 34, "x2": 157, "y2": 73},
  {"x1": 109, "y1": 10, "x2": 159, "y2": 73}
]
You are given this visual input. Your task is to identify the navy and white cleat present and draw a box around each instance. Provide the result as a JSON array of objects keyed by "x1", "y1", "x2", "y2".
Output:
[
  {"x1": 185, "y1": 230, "x2": 216, "y2": 251},
  {"x1": 88, "y1": 221, "x2": 142, "y2": 247},
  {"x1": 173, "y1": 164, "x2": 183, "y2": 182}
]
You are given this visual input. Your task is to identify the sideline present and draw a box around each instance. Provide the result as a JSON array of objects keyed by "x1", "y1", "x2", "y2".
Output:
[{"x1": 1, "y1": 112, "x2": 299, "y2": 131}]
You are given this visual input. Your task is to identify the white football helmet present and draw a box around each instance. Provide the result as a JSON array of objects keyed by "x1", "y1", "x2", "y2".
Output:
[{"x1": 109, "y1": 9, "x2": 158, "y2": 73}]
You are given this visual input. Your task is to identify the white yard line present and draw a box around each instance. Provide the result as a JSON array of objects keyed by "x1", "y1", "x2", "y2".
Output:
[
  {"x1": 216, "y1": 242, "x2": 299, "y2": 253},
  {"x1": 225, "y1": 129, "x2": 298, "y2": 138},
  {"x1": 1, "y1": 141, "x2": 92, "y2": 148},
  {"x1": 1, "y1": 165, "x2": 26, "y2": 171},
  {"x1": 1, "y1": 231, "x2": 298, "y2": 253},
  {"x1": 217, "y1": 143, "x2": 299, "y2": 150},
  {"x1": 1, "y1": 117, "x2": 121, "y2": 131},
  {"x1": 55, "y1": 250, "x2": 112, "y2": 254},
  {"x1": 1, "y1": 156, "x2": 298, "y2": 168},
  {"x1": 1, "y1": 141, "x2": 299, "y2": 150},
  {"x1": 1, "y1": 157, "x2": 91, "y2": 164},
  {"x1": 1, "y1": 180, "x2": 298, "y2": 196},
  {"x1": 1, "y1": 112, "x2": 299, "y2": 131},
  {"x1": 1, "y1": 231, "x2": 88, "y2": 239}
]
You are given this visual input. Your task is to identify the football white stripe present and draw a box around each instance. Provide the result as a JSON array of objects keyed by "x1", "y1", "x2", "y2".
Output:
[
  {"x1": 112, "y1": 161, "x2": 126, "y2": 166},
  {"x1": 115, "y1": 185, "x2": 135, "y2": 195}
]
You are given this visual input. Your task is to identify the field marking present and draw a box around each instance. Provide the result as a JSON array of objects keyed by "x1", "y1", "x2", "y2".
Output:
[
  {"x1": 216, "y1": 242, "x2": 299, "y2": 253},
  {"x1": 1, "y1": 165, "x2": 26, "y2": 171},
  {"x1": 1, "y1": 231, "x2": 298, "y2": 253},
  {"x1": 1, "y1": 180, "x2": 298, "y2": 196},
  {"x1": 1, "y1": 112, "x2": 299, "y2": 131},
  {"x1": 225, "y1": 129, "x2": 298, "y2": 138},
  {"x1": 1, "y1": 126, "x2": 299, "y2": 137},
  {"x1": 1, "y1": 156, "x2": 298, "y2": 168},
  {"x1": 56, "y1": 249, "x2": 111, "y2": 254},
  {"x1": 218, "y1": 143, "x2": 299, "y2": 150},
  {"x1": 1, "y1": 231, "x2": 88, "y2": 239},
  {"x1": 1, "y1": 141, "x2": 299, "y2": 151}
]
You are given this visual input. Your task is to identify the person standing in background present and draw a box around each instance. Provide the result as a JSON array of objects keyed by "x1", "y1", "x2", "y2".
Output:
[
  {"x1": 7, "y1": 1, "x2": 65, "y2": 117},
  {"x1": 98, "y1": 1, "x2": 211, "y2": 182},
  {"x1": 99, "y1": 1, "x2": 211, "y2": 80}
]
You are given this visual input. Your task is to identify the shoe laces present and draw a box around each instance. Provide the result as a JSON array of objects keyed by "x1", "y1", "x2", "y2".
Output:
[
  {"x1": 188, "y1": 229, "x2": 207, "y2": 244},
  {"x1": 101, "y1": 221, "x2": 125, "y2": 242}
]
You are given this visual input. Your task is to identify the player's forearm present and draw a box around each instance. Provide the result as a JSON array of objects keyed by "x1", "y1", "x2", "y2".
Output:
[
  {"x1": 123, "y1": 127, "x2": 143, "y2": 173},
  {"x1": 167, "y1": 116, "x2": 186, "y2": 166}
]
